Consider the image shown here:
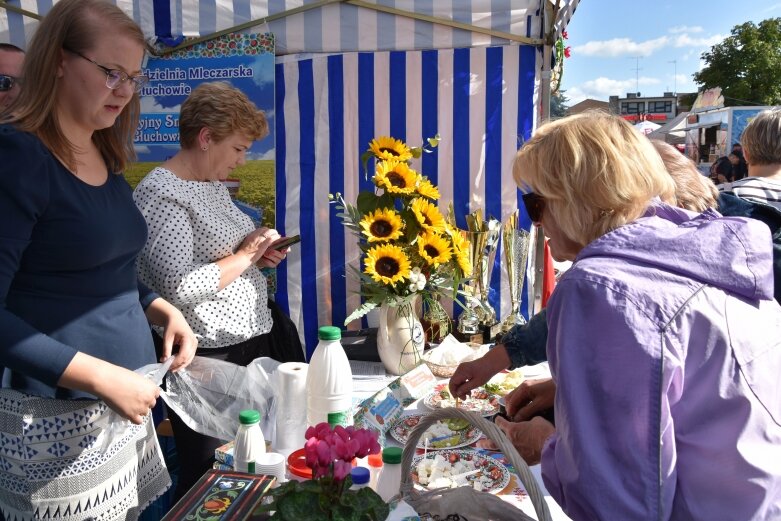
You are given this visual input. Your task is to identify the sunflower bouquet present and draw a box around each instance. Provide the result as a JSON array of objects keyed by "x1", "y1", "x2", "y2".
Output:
[{"x1": 330, "y1": 136, "x2": 472, "y2": 325}]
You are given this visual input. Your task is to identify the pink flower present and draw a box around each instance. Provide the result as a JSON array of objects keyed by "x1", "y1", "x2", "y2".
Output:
[
  {"x1": 562, "y1": 29, "x2": 568, "y2": 39},
  {"x1": 564, "y1": 46, "x2": 571, "y2": 58},
  {"x1": 304, "y1": 437, "x2": 319, "y2": 468},
  {"x1": 333, "y1": 460, "x2": 352, "y2": 481},
  {"x1": 316, "y1": 439, "x2": 333, "y2": 467}
]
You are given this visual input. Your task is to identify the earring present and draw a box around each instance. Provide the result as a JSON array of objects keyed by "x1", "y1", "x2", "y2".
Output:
[{"x1": 202, "y1": 146, "x2": 208, "y2": 151}]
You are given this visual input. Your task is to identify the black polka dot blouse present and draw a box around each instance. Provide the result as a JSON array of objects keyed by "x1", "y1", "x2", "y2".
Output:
[{"x1": 133, "y1": 167, "x2": 273, "y2": 348}]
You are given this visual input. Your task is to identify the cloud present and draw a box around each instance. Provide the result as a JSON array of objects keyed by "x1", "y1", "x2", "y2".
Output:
[
  {"x1": 566, "y1": 76, "x2": 661, "y2": 104},
  {"x1": 672, "y1": 33, "x2": 724, "y2": 48},
  {"x1": 669, "y1": 25, "x2": 703, "y2": 34},
  {"x1": 574, "y1": 37, "x2": 668, "y2": 57},
  {"x1": 248, "y1": 149, "x2": 276, "y2": 161},
  {"x1": 763, "y1": 2, "x2": 781, "y2": 12},
  {"x1": 574, "y1": 32, "x2": 725, "y2": 58}
]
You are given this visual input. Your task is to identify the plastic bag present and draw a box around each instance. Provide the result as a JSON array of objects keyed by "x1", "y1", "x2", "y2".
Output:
[
  {"x1": 95, "y1": 356, "x2": 175, "y2": 452},
  {"x1": 160, "y1": 356, "x2": 282, "y2": 442}
]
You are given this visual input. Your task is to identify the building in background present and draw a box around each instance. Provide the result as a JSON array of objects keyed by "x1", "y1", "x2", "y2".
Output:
[
  {"x1": 567, "y1": 98, "x2": 609, "y2": 115},
  {"x1": 609, "y1": 92, "x2": 679, "y2": 124}
]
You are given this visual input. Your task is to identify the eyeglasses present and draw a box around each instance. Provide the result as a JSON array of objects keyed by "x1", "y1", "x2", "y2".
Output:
[
  {"x1": 64, "y1": 48, "x2": 148, "y2": 93},
  {"x1": 0, "y1": 75, "x2": 19, "y2": 92},
  {"x1": 522, "y1": 192, "x2": 546, "y2": 223}
]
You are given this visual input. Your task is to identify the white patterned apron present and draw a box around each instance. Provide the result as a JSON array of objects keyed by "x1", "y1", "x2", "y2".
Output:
[{"x1": 0, "y1": 390, "x2": 170, "y2": 521}]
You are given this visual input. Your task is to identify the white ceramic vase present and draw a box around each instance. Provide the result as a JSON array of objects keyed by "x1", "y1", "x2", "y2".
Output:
[{"x1": 376, "y1": 298, "x2": 425, "y2": 375}]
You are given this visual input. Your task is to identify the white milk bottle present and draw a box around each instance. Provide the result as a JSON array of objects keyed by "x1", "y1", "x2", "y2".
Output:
[
  {"x1": 234, "y1": 409, "x2": 266, "y2": 473},
  {"x1": 305, "y1": 326, "x2": 353, "y2": 427}
]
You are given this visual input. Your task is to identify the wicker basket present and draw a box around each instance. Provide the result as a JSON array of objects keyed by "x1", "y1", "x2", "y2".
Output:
[
  {"x1": 421, "y1": 352, "x2": 459, "y2": 378},
  {"x1": 397, "y1": 407, "x2": 552, "y2": 521}
]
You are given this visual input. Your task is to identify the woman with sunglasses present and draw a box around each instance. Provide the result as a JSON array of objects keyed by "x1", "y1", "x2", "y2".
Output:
[
  {"x1": 0, "y1": 1, "x2": 197, "y2": 518},
  {"x1": 460, "y1": 112, "x2": 781, "y2": 519}
]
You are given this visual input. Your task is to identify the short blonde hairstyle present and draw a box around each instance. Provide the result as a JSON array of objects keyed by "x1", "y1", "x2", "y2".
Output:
[
  {"x1": 513, "y1": 111, "x2": 675, "y2": 246},
  {"x1": 740, "y1": 109, "x2": 781, "y2": 166},
  {"x1": 179, "y1": 82, "x2": 268, "y2": 149},
  {"x1": 651, "y1": 140, "x2": 717, "y2": 212},
  {"x1": 6, "y1": 0, "x2": 146, "y2": 173}
]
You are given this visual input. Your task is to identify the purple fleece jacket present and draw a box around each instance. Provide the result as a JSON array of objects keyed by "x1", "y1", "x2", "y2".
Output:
[{"x1": 542, "y1": 202, "x2": 781, "y2": 520}]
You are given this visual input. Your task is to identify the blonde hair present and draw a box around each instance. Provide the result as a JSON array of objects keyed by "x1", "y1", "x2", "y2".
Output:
[
  {"x1": 651, "y1": 140, "x2": 717, "y2": 212},
  {"x1": 513, "y1": 111, "x2": 675, "y2": 246},
  {"x1": 740, "y1": 109, "x2": 781, "y2": 166},
  {"x1": 178, "y1": 82, "x2": 268, "y2": 149},
  {"x1": 5, "y1": 0, "x2": 146, "y2": 174}
]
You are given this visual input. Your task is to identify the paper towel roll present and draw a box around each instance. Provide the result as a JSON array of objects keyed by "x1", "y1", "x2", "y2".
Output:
[{"x1": 273, "y1": 362, "x2": 309, "y2": 456}]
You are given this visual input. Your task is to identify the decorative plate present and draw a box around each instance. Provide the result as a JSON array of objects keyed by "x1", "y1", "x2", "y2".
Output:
[
  {"x1": 423, "y1": 383, "x2": 501, "y2": 417},
  {"x1": 389, "y1": 414, "x2": 482, "y2": 450},
  {"x1": 411, "y1": 449, "x2": 511, "y2": 494}
]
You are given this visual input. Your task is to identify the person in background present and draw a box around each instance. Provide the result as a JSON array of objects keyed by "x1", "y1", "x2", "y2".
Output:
[
  {"x1": 450, "y1": 137, "x2": 720, "y2": 422},
  {"x1": 133, "y1": 81, "x2": 304, "y2": 501},
  {"x1": 0, "y1": 1, "x2": 198, "y2": 519},
  {"x1": 729, "y1": 151, "x2": 748, "y2": 181},
  {"x1": 718, "y1": 109, "x2": 781, "y2": 304},
  {"x1": 455, "y1": 112, "x2": 781, "y2": 520},
  {"x1": 709, "y1": 155, "x2": 733, "y2": 184},
  {"x1": 719, "y1": 109, "x2": 781, "y2": 210},
  {"x1": 0, "y1": 43, "x2": 23, "y2": 111}
]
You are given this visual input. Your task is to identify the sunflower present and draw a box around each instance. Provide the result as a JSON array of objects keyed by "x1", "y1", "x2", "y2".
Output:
[
  {"x1": 369, "y1": 136, "x2": 413, "y2": 162},
  {"x1": 364, "y1": 243, "x2": 411, "y2": 285},
  {"x1": 417, "y1": 232, "x2": 453, "y2": 267},
  {"x1": 374, "y1": 160, "x2": 419, "y2": 195},
  {"x1": 416, "y1": 178, "x2": 440, "y2": 200},
  {"x1": 359, "y1": 208, "x2": 405, "y2": 242},
  {"x1": 410, "y1": 198, "x2": 447, "y2": 234},
  {"x1": 447, "y1": 225, "x2": 473, "y2": 277}
]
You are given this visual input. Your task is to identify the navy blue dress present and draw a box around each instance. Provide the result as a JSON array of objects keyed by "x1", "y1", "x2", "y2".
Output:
[{"x1": 0, "y1": 125, "x2": 157, "y2": 399}]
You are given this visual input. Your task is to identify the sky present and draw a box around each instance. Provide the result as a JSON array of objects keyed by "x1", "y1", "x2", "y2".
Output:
[{"x1": 561, "y1": 0, "x2": 781, "y2": 106}]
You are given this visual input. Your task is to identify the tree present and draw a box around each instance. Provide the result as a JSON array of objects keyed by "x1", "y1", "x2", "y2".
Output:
[
  {"x1": 693, "y1": 18, "x2": 781, "y2": 106},
  {"x1": 551, "y1": 90, "x2": 570, "y2": 118}
]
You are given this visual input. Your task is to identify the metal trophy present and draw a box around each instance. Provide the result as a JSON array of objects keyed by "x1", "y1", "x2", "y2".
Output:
[
  {"x1": 499, "y1": 210, "x2": 531, "y2": 334},
  {"x1": 456, "y1": 210, "x2": 501, "y2": 343}
]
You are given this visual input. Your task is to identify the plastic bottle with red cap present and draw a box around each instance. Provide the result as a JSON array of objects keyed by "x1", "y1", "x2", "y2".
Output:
[{"x1": 367, "y1": 452, "x2": 383, "y2": 491}]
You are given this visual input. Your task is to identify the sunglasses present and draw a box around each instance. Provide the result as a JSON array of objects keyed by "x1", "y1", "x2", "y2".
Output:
[
  {"x1": 522, "y1": 192, "x2": 545, "y2": 223},
  {"x1": 0, "y1": 75, "x2": 19, "y2": 92}
]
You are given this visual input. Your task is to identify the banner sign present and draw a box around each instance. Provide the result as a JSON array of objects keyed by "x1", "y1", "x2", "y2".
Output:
[{"x1": 128, "y1": 33, "x2": 276, "y2": 227}]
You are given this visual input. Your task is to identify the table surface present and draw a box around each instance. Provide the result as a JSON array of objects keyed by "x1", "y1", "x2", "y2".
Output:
[{"x1": 354, "y1": 362, "x2": 571, "y2": 521}]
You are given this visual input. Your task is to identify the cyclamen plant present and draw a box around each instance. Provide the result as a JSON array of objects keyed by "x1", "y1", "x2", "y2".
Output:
[{"x1": 259, "y1": 422, "x2": 389, "y2": 521}]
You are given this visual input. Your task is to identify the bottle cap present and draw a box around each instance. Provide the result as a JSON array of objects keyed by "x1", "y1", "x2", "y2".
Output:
[
  {"x1": 351, "y1": 466, "x2": 370, "y2": 485},
  {"x1": 367, "y1": 453, "x2": 383, "y2": 468},
  {"x1": 247, "y1": 461, "x2": 256, "y2": 474},
  {"x1": 239, "y1": 409, "x2": 260, "y2": 425},
  {"x1": 381, "y1": 446, "x2": 402, "y2": 464},
  {"x1": 318, "y1": 326, "x2": 342, "y2": 340}
]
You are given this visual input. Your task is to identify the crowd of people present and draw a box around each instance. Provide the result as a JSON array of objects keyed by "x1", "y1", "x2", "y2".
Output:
[{"x1": 1, "y1": 1, "x2": 780, "y2": 519}]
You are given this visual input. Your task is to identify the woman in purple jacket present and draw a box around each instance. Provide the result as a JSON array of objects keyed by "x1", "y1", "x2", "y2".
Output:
[{"x1": 501, "y1": 111, "x2": 781, "y2": 519}]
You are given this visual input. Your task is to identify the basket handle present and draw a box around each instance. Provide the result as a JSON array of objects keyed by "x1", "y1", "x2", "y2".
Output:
[{"x1": 398, "y1": 407, "x2": 552, "y2": 521}]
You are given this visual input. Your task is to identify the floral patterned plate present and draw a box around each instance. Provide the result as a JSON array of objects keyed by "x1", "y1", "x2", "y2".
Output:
[
  {"x1": 389, "y1": 414, "x2": 482, "y2": 450},
  {"x1": 411, "y1": 449, "x2": 511, "y2": 494},
  {"x1": 422, "y1": 383, "x2": 501, "y2": 417}
]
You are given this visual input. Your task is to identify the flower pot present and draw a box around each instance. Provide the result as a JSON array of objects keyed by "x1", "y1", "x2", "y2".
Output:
[{"x1": 377, "y1": 298, "x2": 425, "y2": 375}]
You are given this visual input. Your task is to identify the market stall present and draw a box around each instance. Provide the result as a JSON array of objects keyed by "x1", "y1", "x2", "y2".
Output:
[{"x1": 0, "y1": 0, "x2": 580, "y2": 354}]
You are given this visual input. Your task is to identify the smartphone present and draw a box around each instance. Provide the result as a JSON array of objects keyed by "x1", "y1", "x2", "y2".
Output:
[{"x1": 270, "y1": 234, "x2": 301, "y2": 251}]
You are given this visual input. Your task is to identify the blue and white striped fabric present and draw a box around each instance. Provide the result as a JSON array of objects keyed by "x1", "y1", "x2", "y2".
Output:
[
  {"x1": 1, "y1": 0, "x2": 552, "y2": 52},
  {"x1": 275, "y1": 45, "x2": 539, "y2": 354}
]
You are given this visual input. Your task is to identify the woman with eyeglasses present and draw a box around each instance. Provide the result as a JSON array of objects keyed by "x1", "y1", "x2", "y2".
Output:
[
  {"x1": 0, "y1": 1, "x2": 197, "y2": 518},
  {"x1": 464, "y1": 112, "x2": 781, "y2": 519}
]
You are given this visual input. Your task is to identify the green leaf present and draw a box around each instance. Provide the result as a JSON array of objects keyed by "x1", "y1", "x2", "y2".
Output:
[
  {"x1": 427, "y1": 134, "x2": 441, "y2": 148},
  {"x1": 276, "y1": 489, "x2": 324, "y2": 521},
  {"x1": 409, "y1": 146, "x2": 423, "y2": 159},
  {"x1": 356, "y1": 192, "x2": 382, "y2": 215},
  {"x1": 344, "y1": 301, "x2": 378, "y2": 325},
  {"x1": 360, "y1": 150, "x2": 375, "y2": 180}
]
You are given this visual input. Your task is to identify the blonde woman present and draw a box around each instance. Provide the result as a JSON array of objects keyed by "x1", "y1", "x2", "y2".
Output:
[
  {"x1": 497, "y1": 112, "x2": 781, "y2": 519},
  {"x1": 133, "y1": 81, "x2": 302, "y2": 499},
  {"x1": 0, "y1": 1, "x2": 197, "y2": 518}
]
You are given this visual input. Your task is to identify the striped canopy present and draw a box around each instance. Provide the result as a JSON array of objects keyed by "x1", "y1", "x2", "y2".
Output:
[{"x1": 1, "y1": 0, "x2": 579, "y2": 355}]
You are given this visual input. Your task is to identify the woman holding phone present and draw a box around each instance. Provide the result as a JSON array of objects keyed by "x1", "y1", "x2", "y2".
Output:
[{"x1": 133, "y1": 81, "x2": 303, "y2": 499}]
